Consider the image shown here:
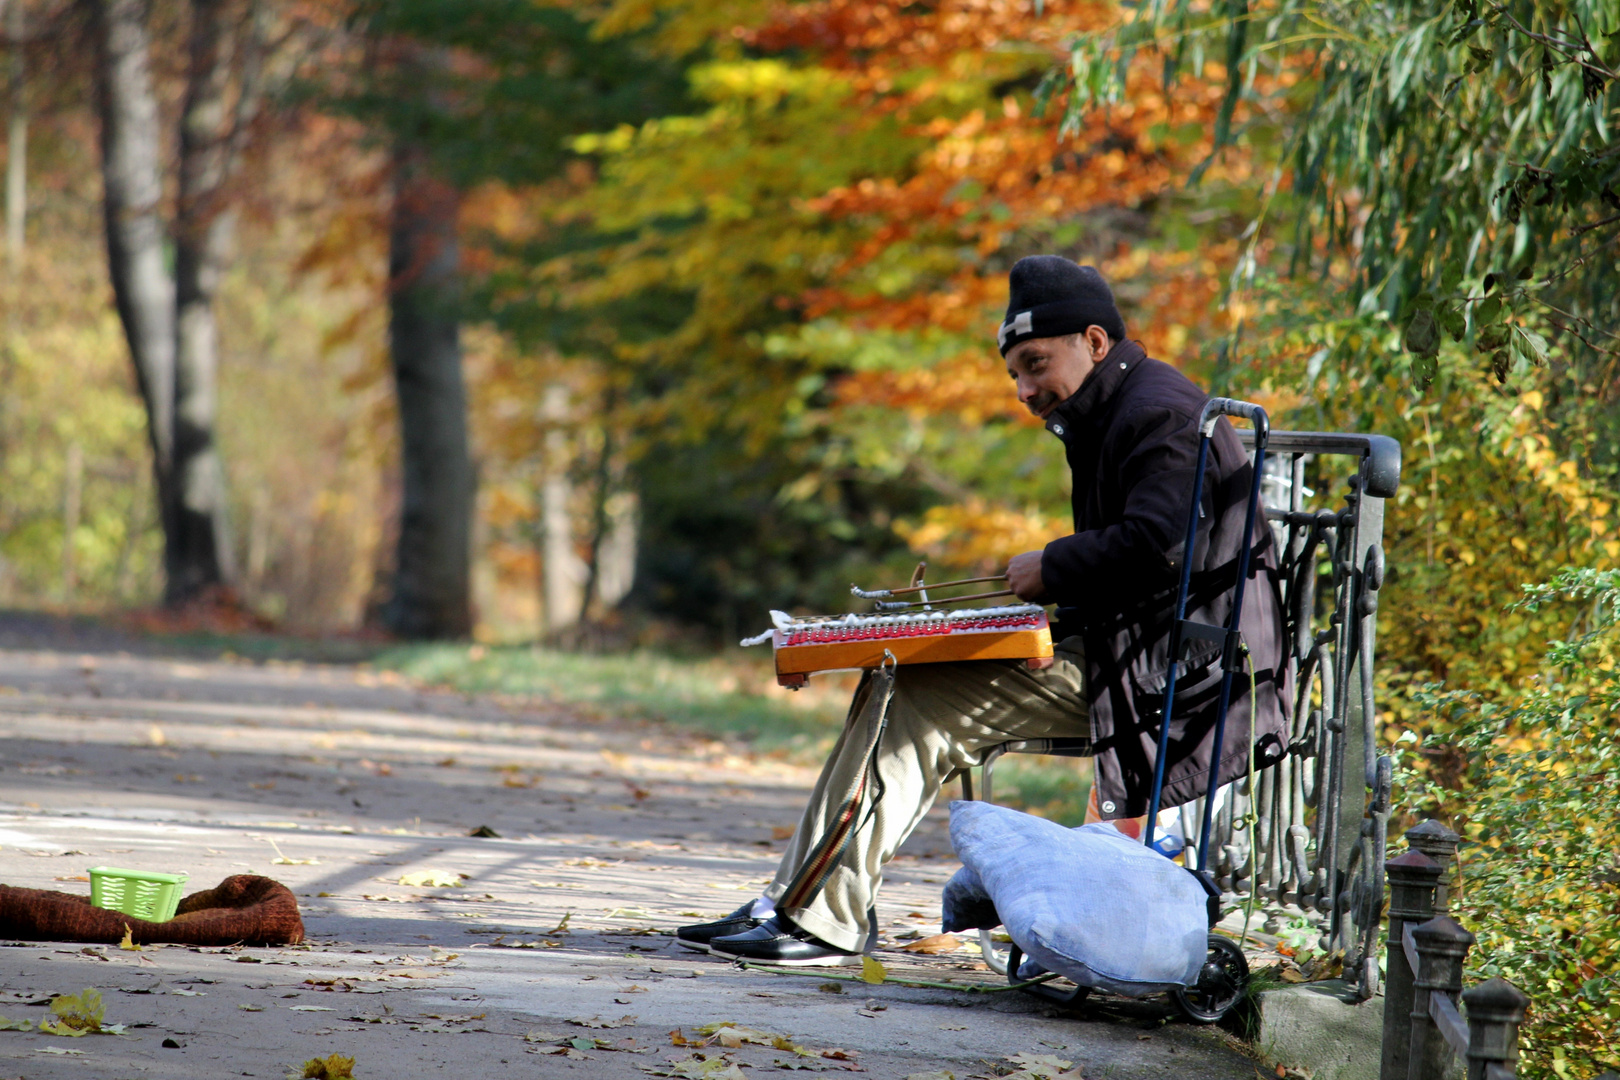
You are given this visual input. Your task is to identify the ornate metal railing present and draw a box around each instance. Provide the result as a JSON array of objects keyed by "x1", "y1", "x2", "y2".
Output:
[
  {"x1": 973, "y1": 427, "x2": 1402, "y2": 1003},
  {"x1": 1168, "y1": 429, "x2": 1402, "y2": 1000}
]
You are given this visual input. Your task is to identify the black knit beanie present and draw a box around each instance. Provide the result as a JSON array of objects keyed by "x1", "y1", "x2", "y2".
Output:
[{"x1": 997, "y1": 256, "x2": 1127, "y2": 356}]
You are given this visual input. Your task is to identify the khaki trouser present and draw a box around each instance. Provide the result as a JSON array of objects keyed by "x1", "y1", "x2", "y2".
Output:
[{"x1": 764, "y1": 638, "x2": 1090, "y2": 952}]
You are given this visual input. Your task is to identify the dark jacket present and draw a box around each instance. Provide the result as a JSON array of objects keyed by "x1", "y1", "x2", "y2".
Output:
[{"x1": 1039, "y1": 339, "x2": 1290, "y2": 819}]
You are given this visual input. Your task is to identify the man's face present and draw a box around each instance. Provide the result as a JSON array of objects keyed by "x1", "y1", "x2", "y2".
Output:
[{"x1": 1004, "y1": 329, "x2": 1107, "y2": 419}]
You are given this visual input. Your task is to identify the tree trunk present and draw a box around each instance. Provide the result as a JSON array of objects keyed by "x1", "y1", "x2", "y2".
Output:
[
  {"x1": 95, "y1": 0, "x2": 261, "y2": 607},
  {"x1": 381, "y1": 141, "x2": 473, "y2": 639},
  {"x1": 540, "y1": 383, "x2": 584, "y2": 634},
  {"x1": 61, "y1": 441, "x2": 82, "y2": 601},
  {"x1": 93, "y1": 0, "x2": 176, "y2": 502},
  {"x1": 5, "y1": 0, "x2": 25, "y2": 274},
  {"x1": 169, "y1": 0, "x2": 254, "y2": 601}
]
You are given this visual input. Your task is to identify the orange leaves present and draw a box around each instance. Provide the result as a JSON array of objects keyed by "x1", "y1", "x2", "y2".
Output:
[
  {"x1": 747, "y1": 0, "x2": 1114, "y2": 75},
  {"x1": 835, "y1": 352, "x2": 1029, "y2": 424}
]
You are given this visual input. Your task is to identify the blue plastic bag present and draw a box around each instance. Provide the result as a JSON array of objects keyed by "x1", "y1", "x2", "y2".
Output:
[{"x1": 947, "y1": 800, "x2": 1208, "y2": 997}]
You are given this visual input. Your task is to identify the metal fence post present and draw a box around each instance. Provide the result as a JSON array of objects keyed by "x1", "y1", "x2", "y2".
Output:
[
  {"x1": 1408, "y1": 916, "x2": 1475, "y2": 1080},
  {"x1": 1406, "y1": 820, "x2": 1461, "y2": 912},
  {"x1": 1462, "y1": 978, "x2": 1529, "y2": 1080},
  {"x1": 1383, "y1": 851, "x2": 1443, "y2": 1080}
]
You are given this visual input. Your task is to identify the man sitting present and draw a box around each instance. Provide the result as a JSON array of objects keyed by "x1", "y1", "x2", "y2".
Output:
[{"x1": 678, "y1": 256, "x2": 1291, "y2": 966}]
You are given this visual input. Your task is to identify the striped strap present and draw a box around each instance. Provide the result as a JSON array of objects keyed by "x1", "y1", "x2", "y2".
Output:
[{"x1": 778, "y1": 666, "x2": 895, "y2": 911}]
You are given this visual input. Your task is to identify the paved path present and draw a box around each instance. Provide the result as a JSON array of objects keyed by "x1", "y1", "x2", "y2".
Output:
[{"x1": 0, "y1": 640, "x2": 1263, "y2": 1079}]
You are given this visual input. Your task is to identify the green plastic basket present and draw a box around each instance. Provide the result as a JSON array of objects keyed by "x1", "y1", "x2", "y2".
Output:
[{"x1": 87, "y1": 867, "x2": 189, "y2": 923}]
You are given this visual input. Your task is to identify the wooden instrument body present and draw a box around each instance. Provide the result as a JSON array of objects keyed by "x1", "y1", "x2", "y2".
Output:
[{"x1": 773, "y1": 606, "x2": 1054, "y2": 687}]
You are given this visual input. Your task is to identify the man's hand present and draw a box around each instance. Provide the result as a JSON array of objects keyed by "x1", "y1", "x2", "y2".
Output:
[{"x1": 1006, "y1": 550, "x2": 1048, "y2": 602}]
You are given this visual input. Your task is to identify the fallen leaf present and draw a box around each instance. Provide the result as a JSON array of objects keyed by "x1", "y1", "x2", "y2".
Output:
[
  {"x1": 1007, "y1": 1052, "x2": 1074, "y2": 1072},
  {"x1": 170, "y1": 989, "x2": 204, "y2": 997},
  {"x1": 905, "y1": 1072, "x2": 955, "y2": 1080},
  {"x1": 899, "y1": 934, "x2": 962, "y2": 955},
  {"x1": 239, "y1": 1004, "x2": 264, "y2": 1011},
  {"x1": 697, "y1": 1022, "x2": 779, "y2": 1048},
  {"x1": 640, "y1": 1054, "x2": 748, "y2": 1079},
  {"x1": 54, "y1": 875, "x2": 90, "y2": 882},
  {"x1": 397, "y1": 870, "x2": 466, "y2": 888},
  {"x1": 818, "y1": 982, "x2": 844, "y2": 994},
  {"x1": 37, "y1": 1046, "x2": 87, "y2": 1055},
  {"x1": 0, "y1": 1015, "x2": 34, "y2": 1031},
  {"x1": 41, "y1": 988, "x2": 110, "y2": 1036},
  {"x1": 297, "y1": 1052, "x2": 356, "y2": 1078},
  {"x1": 524, "y1": 1030, "x2": 562, "y2": 1043},
  {"x1": 860, "y1": 956, "x2": 887, "y2": 985},
  {"x1": 569, "y1": 1014, "x2": 637, "y2": 1029},
  {"x1": 289, "y1": 1005, "x2": 335, "y2": 1012},
  {"x1": 118, "y1": 926, "x2": 142, "y2": 952}
]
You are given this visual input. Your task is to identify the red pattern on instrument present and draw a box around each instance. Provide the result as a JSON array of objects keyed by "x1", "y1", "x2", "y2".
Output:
[{"x1": 781, "y1": 613, "x2": 1043, "y2": 647}]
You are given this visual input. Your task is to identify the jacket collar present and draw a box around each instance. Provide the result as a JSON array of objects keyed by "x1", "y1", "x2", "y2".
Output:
[{"x1": 1044, "y1": 338, "x2": 1147, "y2": 443}]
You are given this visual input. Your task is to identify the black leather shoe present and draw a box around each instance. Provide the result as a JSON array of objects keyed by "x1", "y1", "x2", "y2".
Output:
[
  {"x1": 709, "y1": 915, "x2": 862, "y2": 967},
  {"x1": 675, "y1": 903, "x2": 765, "y2": 953}
]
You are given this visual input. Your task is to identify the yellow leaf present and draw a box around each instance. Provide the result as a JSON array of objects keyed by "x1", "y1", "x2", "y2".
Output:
[
  {"x1": 899, "y1": 933, "x2": 962, "y2": 954},
  {"x1": 42, "y1": 989, "x2": 106, "y2": 1036},
  {"x1": 397, "y1": 870, "x2": 466, "y2": 887},
  {"x1": 860, "y1": 955, "x2": 887, "y2": 984},
  {"x1": 297, "y1": 1053, "x2": 356, "y2": 1079},
  {"x1": 118, "y1": 926, "x2": 141, "y2": 952}
]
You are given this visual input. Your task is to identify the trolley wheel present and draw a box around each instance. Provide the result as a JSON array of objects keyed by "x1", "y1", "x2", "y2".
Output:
[
  {"x1": 1172, "y1": 934, "x2": 1249, "y2": 1024},
  {"x1": 1007, "y1": 944, "x2": 1089, "y2": 1006}
]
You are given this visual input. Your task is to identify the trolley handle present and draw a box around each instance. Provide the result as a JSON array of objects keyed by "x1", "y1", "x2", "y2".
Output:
[{"x1": 1199, "y1": 397, "x2": 1270, "y2": 442}]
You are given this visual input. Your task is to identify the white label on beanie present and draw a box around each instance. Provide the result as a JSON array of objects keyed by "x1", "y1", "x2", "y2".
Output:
[{"x1": 997, "y1": 310, "x2": 1033, "y2": 349}]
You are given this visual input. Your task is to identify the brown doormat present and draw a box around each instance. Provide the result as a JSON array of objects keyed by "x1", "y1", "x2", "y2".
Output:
[{"x1": 0, "y1": 875, "x2": 304, "y2": 946}]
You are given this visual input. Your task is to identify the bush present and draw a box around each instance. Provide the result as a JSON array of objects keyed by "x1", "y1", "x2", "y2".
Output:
[{"x1": 1401, "y1": 569, "x2": 1620, "y2": 1078}]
